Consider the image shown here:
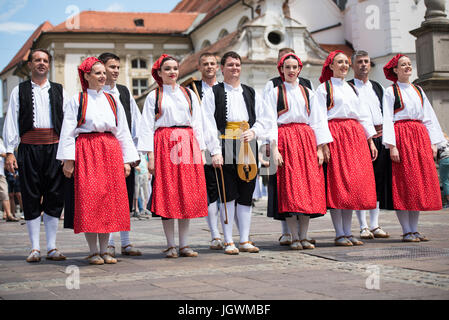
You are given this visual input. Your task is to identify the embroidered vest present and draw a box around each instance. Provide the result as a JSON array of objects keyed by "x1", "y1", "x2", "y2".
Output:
[
  {"x1": 276, "y1": 83, "x2": 310, "y2": 117},
  {"x1": 77, "y1": 92, "x2": 118, "y2": 127}
]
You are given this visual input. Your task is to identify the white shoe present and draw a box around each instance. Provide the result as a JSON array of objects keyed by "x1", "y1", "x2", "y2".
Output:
[
  {"x1": 360, "y1": 228, "x2": 374, "y2": 239},
  {"x1": 239, "y1": 241, "x2": 259, "y2": 253},
  {"x1": 279, "y1": 234, "x2": 292, "y2": 246},
  {"x1": 371, "y1": 227, "x2": 390, "y2": 238},
  {"x1": 224, "y1": 243, "x2": 239, "y2": 255},
  {"x1": 290, "y1": 240, "x2": 303, "y2": 250},
  {"x1": 210, "y1": 239, "x2": 223, "y2": 250}
]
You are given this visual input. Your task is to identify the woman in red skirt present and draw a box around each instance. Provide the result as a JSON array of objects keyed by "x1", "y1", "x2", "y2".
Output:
[
  {"x1": 315, "y1": 51, "x2": 378, "y2": 246},
  {"x1": 267, "y1": 53, "x2": 333, "y2": 250},
  {"x1": 383, "y1": 54, "x2": 445, "y2": 242},
  {"x1": 138, "y1": 54, "x2": 208, "y2": 258},
  {"x1": 57, "y1": 57, "x2": 139, "y2": 265}
]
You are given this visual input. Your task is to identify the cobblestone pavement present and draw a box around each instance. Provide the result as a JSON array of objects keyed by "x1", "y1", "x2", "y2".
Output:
[{"x1": 1, "y1": 199, "x2": 449, "y2": 300}]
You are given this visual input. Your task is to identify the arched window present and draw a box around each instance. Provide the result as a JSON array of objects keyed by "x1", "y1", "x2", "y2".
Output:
[
  {"x1": 131, "y1": 58, "x2": 147, "y2": 69},
  {"x1": 218, "y1": 29, "x2": 229, "y2": 40},
  {"x1": 238, "y1": 16, "x2": 249, "y2": 28},
  {"x1": 201, "y1": 40, "x2": 212, "y2": 49}
]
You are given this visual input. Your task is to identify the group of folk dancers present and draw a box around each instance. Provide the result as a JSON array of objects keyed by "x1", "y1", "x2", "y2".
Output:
[{"x1": 2, "y1": 46, "x2": 444, "y2": 265}]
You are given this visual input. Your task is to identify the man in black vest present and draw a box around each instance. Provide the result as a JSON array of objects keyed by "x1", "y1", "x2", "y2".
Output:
[
  {"x1": 187, "y1": 52, "x2": 226, "y2": 250},
  {"x1": 3, "y1": 49, "x2": 66, "y2": 263},
  {"x1": 263, "y1": 47, "x2": 315, "y2": 247},
  {"x1": 202, "y1": 51, "x2": 273, "y2": 255},
  {"x1": 349, "y1": 50, "x2": 391, "y2": 240},
  {"x1": 98, "y1": 52, "x2": 143, "y2": 257},
  {"x1": 187, "y1": 52, "x2": 219, "y2": 102}
]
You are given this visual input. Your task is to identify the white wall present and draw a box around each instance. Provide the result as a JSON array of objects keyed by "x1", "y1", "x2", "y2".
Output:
[
  {"x1": 65, "y1": 53, "x2": 85, "y2": 98},
  {"x1": 1, "y1": 71, "x2": 21, "y2": 116},
  {"x1": 290, "y1": 0, "x2": 345, "y2": 44}
]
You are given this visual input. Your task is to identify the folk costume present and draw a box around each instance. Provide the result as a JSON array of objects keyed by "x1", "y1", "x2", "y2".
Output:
[
  {"x1": 187, "y1": 79, "x2": 224, "y2": 250},
  {"x1": 202, "y1": 77, "x2": 273, "y2": 255},
  {"x1": 138, "y1": 54, "x2": 208, "y2": 258},
  {"x1": 316, "y1": 50, "x2": 377, "y2": 246},
  {"x1": 3, "y1": 77, "x2": 67, "y2": 262},
  {"x1": 267, "y1": 53, "x2": 333, "y2": 250},
  {"x1": 103, "y1": 82, "x2": 143, "y2": 256},
  {"x1": 348, "y1": 78, "x2": 391, "y2": 239},
  {"x1": 382, "y1": 54, "x2": 445, "y2": 242},
  {"x1": 57, "y1": 57, "x2": 139, "y2": 264},
  {"x1": 263, "y1": 61, "x2": 315, "y2": 246}
]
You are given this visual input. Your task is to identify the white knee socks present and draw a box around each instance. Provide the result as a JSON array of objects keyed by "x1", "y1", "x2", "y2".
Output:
[
  {"x1": 298, "y1": 215, "x2": 310, "y2": 240},
  {"x1": 178, "y1": 219, "x2": 190, "y2": 248},
  {"x1": 285, "y1": 217, "x2": 299, "y2": 241},
  {"x1": 341, "y1": 210, "x2": 354, "y2": 237},
  {"x1": 281, "y1": 220, "x2": 290, "y2": 234},
  {"x1": 236, "y1": 204, "x2": 252, "y2": 244},
  {"x1": 356, "y1": 202, "x2": 380, "y2": 230},
  {"x1": 355, "y1": 210, "x2": 368, "y2": 230},
  {"x1": 85, "y1": 233, "x2": 98, "y2": 255},
  {"x1": 220, "y1": 200, "x2": 236, "y2": 244},
  {"x1": 109, "y1": 231, "x2": 131, "y2": 248},
  {"x1": 43, "y1": 213, "x2": 59, "y2": 252},
  {"x1": 26, "y1": 215, "x2": 42, "y2": 251},
  {"x1": 395, "y1": 210, "x2": 411, "y2": 234},
  {"x1": 98, "y1": 233, "x2": 110, "y2": 254},
  {"x1": 206, "y1": 201, "x2": 221, "y2": 240},
  {"x1": 408, "y1": 211, "x2": 420, "y2": 234},
  {"x1": 330, "y1": 209, "x2": 344, "y2": 238},
  {"x1": 162, "y1": 219, "x2": 176, "y2": 248}
]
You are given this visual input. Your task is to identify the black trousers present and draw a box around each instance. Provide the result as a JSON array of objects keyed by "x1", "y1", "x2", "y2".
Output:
[
  {"x1": 217, "y1": 139, "x2": 258, "y2": 207},
  {"x1": 17, "y1": 143, "x2": 64, "y2": 221}
]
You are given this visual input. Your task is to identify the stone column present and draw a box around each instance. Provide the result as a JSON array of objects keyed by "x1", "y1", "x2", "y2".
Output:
[{"x1": 410, "y1": 0, "x2": 449, "y2": 132}]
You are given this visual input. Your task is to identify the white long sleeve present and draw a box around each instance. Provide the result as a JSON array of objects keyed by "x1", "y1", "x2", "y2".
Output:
[
  {"x1": 2, "y1": 81, "x2": 68, "y2": 153},
  {"x1": 56, "y1": 89, "x2": 139, "y2": 163},
  {"x1": 266, "y1": 81, "x2": 333, "y2": 146},
  {"x1": 201, "y1": 82, "x2": 274, "y2": 156},
  {"x1": 103, "y1": 84, "x2": 142, "y2": 148},
  {"x1": 314, "y1": 77, "x2": 376, "y2": 139},
  {"x1": 138, "y1": 84, "x2": 205, "y2": 153},
  {"x1": 382, "y1": 82, "x2": 445, "y2": 148}
]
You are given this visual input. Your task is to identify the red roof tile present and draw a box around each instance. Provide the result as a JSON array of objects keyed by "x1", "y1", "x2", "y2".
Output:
[
  {"x1": 320, "y1": 44, "x2": 355, "y2": 61},
  {"x1": 172, "y1": 0, "x2": 239, "y2": 30},
  {"x1": 0, "y1": 21, "x2": 53, "y2": 76},
  {"x1": 50, "y1": 11, "x2": 199, "y2": 34}
]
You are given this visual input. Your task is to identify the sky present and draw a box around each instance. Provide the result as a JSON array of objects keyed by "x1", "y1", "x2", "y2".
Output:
[{"x1": 0, "y1": 0, "x2": 181, "y2": 102}]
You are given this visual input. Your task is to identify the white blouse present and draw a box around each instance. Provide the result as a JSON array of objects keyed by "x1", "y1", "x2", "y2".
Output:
[
  {"x1": 3, "y1": 80, "x2": 68, "y2": 153},
  {"x1": 138, "y1": 84, "x2": 205, "y2": 153},
  {"x1": 314, "y1": 77, "x2": 377, "y2": 139},
  {"x1": 56, "y1": 89, "x2": 139, "y2": 164},
  {"x1": 353, "y1": 79, "x2": 384, "y2": 126},
  {"x1": 382, "y1": 81, "x2": 445, "y2": 148},
  {"x1": 103, "y1": 84, "x2": 142, "y2": 148},
  {"x1": 202, "y1": 82, "x2": 274, "y2": 156},
  {"x1": 267, "y1": 81, "x2": 333, "y2": 146}
]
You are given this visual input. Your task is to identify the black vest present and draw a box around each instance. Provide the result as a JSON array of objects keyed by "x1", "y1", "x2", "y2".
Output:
[
  {"x1": 212, "y1": 83, "x2": 256, "y2": 135},
  {"x1": 187, "y1": 80, "x2": 204, "y2": 101},
  {"x1": 116, "y1": 84, "x2": 132, "y2": 132},
  {"x1": 18, "y1": 80, "x2": 64, "y2": 137},
  {"x1": 270, "y1": 76, "x2": 312, "y2": 90},
  {"x1": 348, "y1": 79, "x2": 384, "y2": 112}
]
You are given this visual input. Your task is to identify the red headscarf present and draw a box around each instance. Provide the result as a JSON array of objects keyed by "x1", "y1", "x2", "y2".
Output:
[
  {"x1": 78, "y1": 57, "x2": 102, "y2": 92},
  {"x1": 277, "y1": 53, "x2": 303, "y2": 82},
  {"x1": 152, "y1": 54, "x2": 177, "y2": 87},
  {"x1": 383, "y1": 54, "x2": 407, "y2": 83},
  {"x1": 319, "y1": 50, "x2": 345, "y2": 83}
]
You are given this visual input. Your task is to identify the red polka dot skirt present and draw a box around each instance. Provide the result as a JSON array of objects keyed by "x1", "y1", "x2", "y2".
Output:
[
  {"x1": 392, "y1": 120, "x2": 442, "y2": 211},
  {"x1": 74, "y1": 133, "x2": 130, "y2": 234},
  {"x1": 326, "y1": 119, "x2": 377, "y2": 210},
  {"x1": 277, "y1": 123, "x2": 326, "y2": 215},
  {"x1": 151, "y1": 127, "x2": 208, "y2": 219}
]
